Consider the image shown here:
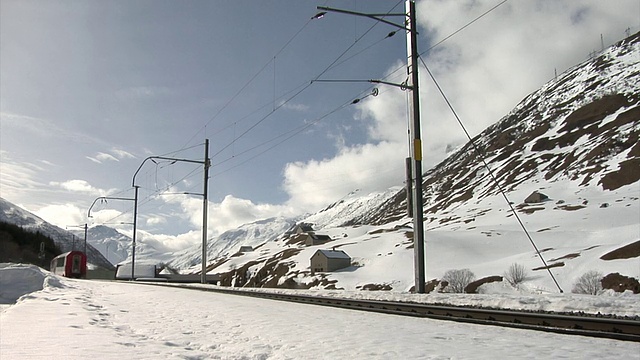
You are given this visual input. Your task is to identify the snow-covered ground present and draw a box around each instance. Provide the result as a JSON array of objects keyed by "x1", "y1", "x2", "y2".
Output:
[
  {"x1": 1, "y1": 264, "x2": 638, "y2": 359},
  {"x1": 180, "y1": 182, "x2": 639, "y2": 295}
]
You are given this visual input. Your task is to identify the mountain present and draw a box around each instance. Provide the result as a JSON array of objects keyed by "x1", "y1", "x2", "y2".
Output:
[
  {"x1": 84, "y1": 225, "x2": 130, "y2": 264},
  {"x1": 168, "y1": 32, "x2": 639, "y2": 293},
  {"x1": 170, "y1": 216, "x2": 300, "y2": 272},
  {"x1": 363, "y1": 31, "x2": 640, "y2": 227},
  {"x1": 0, "y1": 197, "x2": 114, "y2": 270}
]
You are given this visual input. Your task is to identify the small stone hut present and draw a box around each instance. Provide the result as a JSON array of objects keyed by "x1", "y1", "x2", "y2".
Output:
[
  {"x1": 238, "y1": 246, "x2": 253, "y2": 253},
  {"x1": 524, "y1": 191, "x2": 549, "y2": 204},
  {"x1": 294, "y1": 223, "x2": 315, "y2": 235},
  {"x1": 310, "y1": 249, "x2": 351, "y2": 273},
  {"x1": 304, "y1": 234, "x2": 332, "y2": 246}
]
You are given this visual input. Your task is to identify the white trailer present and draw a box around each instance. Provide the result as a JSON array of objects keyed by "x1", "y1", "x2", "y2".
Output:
[{"x1": 115, "y1": 263, "x2": 157, "y2": 280}]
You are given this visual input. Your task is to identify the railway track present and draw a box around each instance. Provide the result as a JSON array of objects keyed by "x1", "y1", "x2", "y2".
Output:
[{"x1": 131, "y1": 281, "x2": 640, "y2": 342}]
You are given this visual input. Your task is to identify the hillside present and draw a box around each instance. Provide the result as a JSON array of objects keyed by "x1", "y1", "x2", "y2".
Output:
[
  {"x1": 0, "y1": 221, "x2": 62, "y2": 268},
  {"x1": 364, "y1": 32, "x2": 640, "y2": 226},
  {"x1": 0, "y1": 198, "x2": 114, "y2": 270},
  {"x1": 168, "y1": 32, "x2": 639, "y2": 293}
]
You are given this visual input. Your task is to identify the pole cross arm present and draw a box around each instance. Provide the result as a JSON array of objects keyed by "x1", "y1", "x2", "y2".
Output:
[
  {"x1": 370, "y1": 79, "x2": 413, "y2": 91},
  {"x1": 317, "y1": 6, "x2": 412, "y2": 32},
  {"x1": 132, "y1": 155, "x2": 207, "y2": 187},
  {"x1": 88, "y1": 196, "x2": 135, "y2": 218}
]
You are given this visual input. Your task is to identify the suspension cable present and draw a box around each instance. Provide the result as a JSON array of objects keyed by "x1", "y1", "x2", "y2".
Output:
[{"x1": 418, "y1": 55, "x2": 564, "y2": 293}]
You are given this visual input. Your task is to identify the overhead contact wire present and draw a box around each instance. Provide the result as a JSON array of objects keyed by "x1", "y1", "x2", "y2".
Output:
[{"x1": 419, "y1": 56, "x2": 563, "y2": 293}]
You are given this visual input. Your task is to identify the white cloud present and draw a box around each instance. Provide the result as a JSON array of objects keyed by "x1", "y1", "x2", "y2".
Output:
[
  {"x1": 282, "y1": 141, "x2": 406, "y2": 211},
  {"x1": 211, "y1": 195, "x2": 284, "y2": 228},
  {"x1": 34, "y1": 203, "x2": 85, "y2": 228},
  {"x1": 111, "y1": 148, "x2": 136, "y2": 159},
  {"x1": 146, "y1": 216, "x2": 167, "y2": 226},
  {"x1": 159, "y1": 193, "x2": 297, "y2": 238},
  {"x1": 87, "y1": 149, "x2": 135, "y2": 164},
  {"x1": 96, "y1": 152, "x2": 119, "y2": 162},
  {"x1": 49, "y1": 179, "x2": 116, "y2": 196},
  {"x1": 50, "y1": 179, "x2": 97, "y2": 193},
  {"x1": 86, "y1": 156, "x2": 102, "y2": 164},
  {"x1": 207, "y1": 195, "x2": 299, "y2": 235},
  {"x1": 151, "y1": 230, "x2": 201, "y2": 251}
]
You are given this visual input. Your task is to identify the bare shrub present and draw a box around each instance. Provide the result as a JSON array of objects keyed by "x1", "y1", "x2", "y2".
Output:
[
  {"x1": 504, "y1": 263, "x2": 528, "y2": 287},
  {"x1": 572, "y1": 270, "x2": 604, "y2": 295},
  {"x1": 442, "y1": 269, "x2": 476, "y2": 293}
]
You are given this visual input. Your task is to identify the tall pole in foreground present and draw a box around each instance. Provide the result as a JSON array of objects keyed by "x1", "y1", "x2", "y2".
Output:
[
  {"x1": 406, "y1": 0, "x2": 425, "y2": 294},
  {"x1": 201, "y1": 139, "x2": 210, "y2": 284},
  {"x1": 315, "y1": 0, "x2": 426, "y2": 293}
]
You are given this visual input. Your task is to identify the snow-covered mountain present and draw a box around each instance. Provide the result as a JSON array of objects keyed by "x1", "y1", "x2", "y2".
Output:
[
  {"x1": 166, "y1": 32, "x2": 639, "y2": 293},
  {"x1": 78, "y1": 225, "x2": 175, "y2": 266},
  {"x1": 81, "y1": 225, "x2": 131, "y2": 265},
  {"x1": 0, "y1": 197, "x2": 114, "y2": 270},
  {"x1": 364, "y1": 31, "x2": 640, "y2": 227},
  {"x1": 170, "y1": 216, "x2": 301, "y2": 272}
]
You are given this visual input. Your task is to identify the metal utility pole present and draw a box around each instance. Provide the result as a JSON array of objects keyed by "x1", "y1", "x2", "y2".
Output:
[
  {"x1": 132, "y1": 139, "x2": 210, "y2": 284},
  {"x1": 132, "y1": 185, "x2": 139, "y2": 281},
  {"x1": 406, "y1": 0, "x2": 426, "y2": 294},
  {"x1": 88, "y1": 194, "x2": 138, "y2": 279},
  {"x1": 83, "y1": 223, "x2": 88, "y2": 255},
  {"x1": 201, "y1": 139, "x2": 210, "y2": 284},
  {"x1": 316, "y1": 0, "x2": 426, "y2": 293}
]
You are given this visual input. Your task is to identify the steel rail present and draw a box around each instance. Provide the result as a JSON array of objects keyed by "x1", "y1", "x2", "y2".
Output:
[{"x1": 129, "y1": 282, "x2": 640, "y2": 342}]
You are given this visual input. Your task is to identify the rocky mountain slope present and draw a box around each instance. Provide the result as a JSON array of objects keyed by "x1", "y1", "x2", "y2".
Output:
[
  {"x1": 167, "y1": 32, "x2": 639, "y2": 292},
  {"x1": 363, "y1": 32, "x2": 639, "y2": 227}
]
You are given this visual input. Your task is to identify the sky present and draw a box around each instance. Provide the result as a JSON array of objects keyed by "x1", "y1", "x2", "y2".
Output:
[
  {"x1": 1, "y1": 0, "x2": 639, "y2": 250},
  {"x1": 2, "y1": 264, "x2": 639, "y2": 359}
]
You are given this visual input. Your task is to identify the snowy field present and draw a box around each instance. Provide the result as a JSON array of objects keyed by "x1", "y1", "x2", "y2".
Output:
[{"x1": 1, "y1": 264, "x2": 639, "y2": 359}]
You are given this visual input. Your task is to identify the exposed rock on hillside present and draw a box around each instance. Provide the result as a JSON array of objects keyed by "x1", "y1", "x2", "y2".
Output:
[{"x1": 360, "y1": 32, "x2": 640, "y2": 227}]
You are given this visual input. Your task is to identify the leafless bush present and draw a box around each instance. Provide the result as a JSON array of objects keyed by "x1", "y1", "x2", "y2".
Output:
[
  {"x1": 572, "y1": 270, "x2": 604, "y2": 295},
  {"x1": 504, "y1": 263, "x2": 528, "y2": 287},
  {"x1": 442, "y1": 269, "x2": 476, "y2": 293}
]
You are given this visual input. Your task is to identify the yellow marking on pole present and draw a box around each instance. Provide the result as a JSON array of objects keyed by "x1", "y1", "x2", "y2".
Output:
[{"x1": 414, "y1": 139, "x2": 422, "y2": 161}]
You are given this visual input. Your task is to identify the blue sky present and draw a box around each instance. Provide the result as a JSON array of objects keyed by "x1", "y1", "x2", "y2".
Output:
[{"x1": 1, "y1": 0, "x2": 638, "y2": 250}]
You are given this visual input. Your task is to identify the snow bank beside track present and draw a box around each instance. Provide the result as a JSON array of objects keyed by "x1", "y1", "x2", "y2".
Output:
[{"x1": 0, "y1": 263, "x2": 63, "y2": 305}]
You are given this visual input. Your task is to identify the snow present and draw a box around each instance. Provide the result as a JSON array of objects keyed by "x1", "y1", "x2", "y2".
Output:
[
  {"x1": 1, "y1": 264, "x2": 639, "y2": 359},
  {"x1": 2, "y1": 33, "x2": 639, "y2": 359},
  {"x1": 199, "y1": 179, "x2": 638, "y2": 295}
]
